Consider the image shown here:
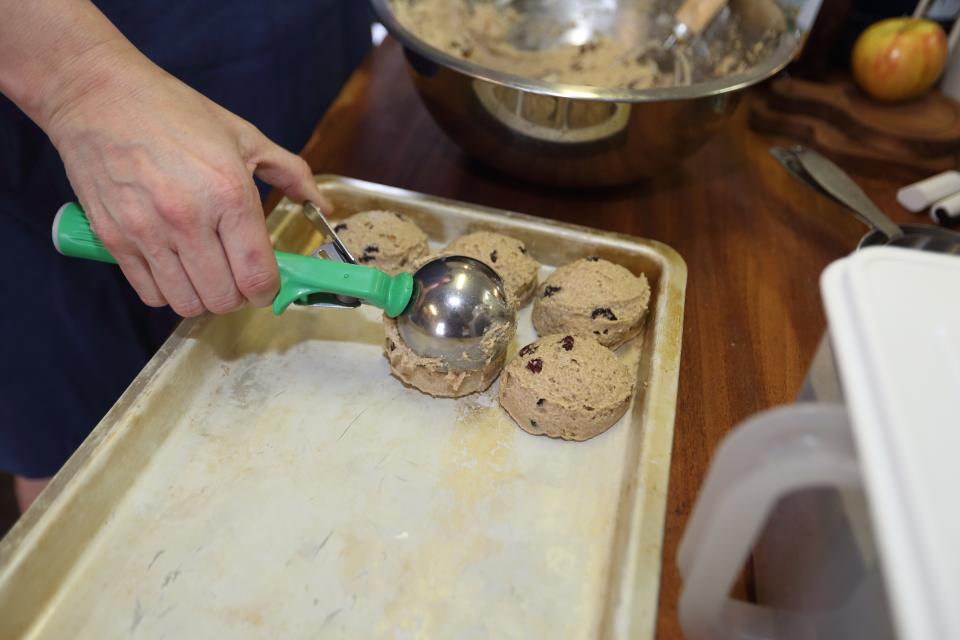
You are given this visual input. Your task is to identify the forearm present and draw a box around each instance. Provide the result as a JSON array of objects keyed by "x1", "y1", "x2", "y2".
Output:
[{"x1": 0, "y1": 0, "x2": 144, "y2": 131}]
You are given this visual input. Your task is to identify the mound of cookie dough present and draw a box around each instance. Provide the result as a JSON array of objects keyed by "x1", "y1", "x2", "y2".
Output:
[
  {"x1": 383, "y1": 315, "x2": 513, "y2": 398},
  {"x1": 391, "y1": 0, "x2": 786, "y2": 89},
  {"x1": 533, "y1": 257, "x2": 650, "y2": 348},
  {"x1": 334, "y1": 210, "x2": 429, "y2": 275},
  {"x1": 443, "y1": 231, "x2": 540, "y2": 307},
  {"x1": 499, "y1": 334, "x2": 634, "y2": 441}
]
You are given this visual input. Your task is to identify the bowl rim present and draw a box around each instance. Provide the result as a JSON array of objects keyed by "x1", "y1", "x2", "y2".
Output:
[{"x1": 370, "y1": 0, "x2": 809, "y2": 103}]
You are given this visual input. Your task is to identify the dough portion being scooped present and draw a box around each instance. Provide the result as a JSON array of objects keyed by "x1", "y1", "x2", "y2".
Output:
[
  {"x1": 532, "y1": 257, "x2": 650, "y2": 348},
  {"x1": 443, "y1": 231, "x2": 540, "y2": 307},
  {"x1": 334, "y1": 210, "x2": 429, "y2": 275},
  {"x1": 499, "y1": 333, "x2": 634, "y2": 441},
  {"x1": 383, "y1": 315, "x2": 513, "y2": 398}
]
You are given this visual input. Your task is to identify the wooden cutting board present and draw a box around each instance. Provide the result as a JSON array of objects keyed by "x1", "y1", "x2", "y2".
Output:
[
  {"x1": 748, "y1": 76, "x2": 960, "y2": 173},
  {"x1": 748, "y1": 94, "x2": 957, "y2": 174},
  {"x1": 768, "y1": 76, "x2": 960, "y2": 156}
]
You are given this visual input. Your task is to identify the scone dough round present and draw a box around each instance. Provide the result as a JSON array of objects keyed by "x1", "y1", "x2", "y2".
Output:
[
  {"x1": 335, "y1": 210, "x2": 429, "y2": 275},
  {"x1": 383, "y1": 316, "x2": 509, "y2": 398},
  {"x1": 532, "y1": 257, "x2": 650, "y2": 348},
  {"x1": 499, "y1": 334, "x2": 634, "y2": 441},
  {"x1": 443, "y1": 231, "x2": 540, "y2": 307}
]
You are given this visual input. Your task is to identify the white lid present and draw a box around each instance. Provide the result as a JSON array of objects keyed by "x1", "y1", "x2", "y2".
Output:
[{"x1": 821, "y1": 247, "x2": 960, "y2": 640}]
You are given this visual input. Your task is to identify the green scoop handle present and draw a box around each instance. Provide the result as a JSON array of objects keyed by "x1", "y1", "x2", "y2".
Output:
[{"x1": 52, "y1": 203, "x2": 413, "y2": 317}]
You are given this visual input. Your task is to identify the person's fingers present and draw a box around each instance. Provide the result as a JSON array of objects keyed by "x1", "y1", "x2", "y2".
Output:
[
  {"x1": 240, "y1": 127, "x2": 329, "y2": 209},
  {"x1": 145, "y1": 172, "x2": 257, "y2": 313},
  {"x1": 82, "y1": 200, "x2": 167, "y2": 307},
  {"x1": 140, "y1": 247, "x2": 204, "y2": 317},
  {"x1": 255, "y1": 150, "x2": 327, "y2": 207},
  {"x1": 217, "y1": 180, "x2": 280, "y2": 308},
  {"x1": 115, "y1": 254, "x2": 167, "y2": 308},
  {"x1": 175, "y1": 226, "x2": 244, "y2": 314}
]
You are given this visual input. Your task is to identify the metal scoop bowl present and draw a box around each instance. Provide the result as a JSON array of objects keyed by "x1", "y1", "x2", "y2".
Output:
[{"x1": 398, "y1": 255, "x2": 515, "y2": 371}]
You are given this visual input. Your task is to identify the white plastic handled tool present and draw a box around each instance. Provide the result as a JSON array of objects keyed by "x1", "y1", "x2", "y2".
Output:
[
  {"x1": 896, "y1": 170, "x2": 960, "y2": 212},
  {"x1": 931, "y1": 190, "x2": 960, "y2": 224}
]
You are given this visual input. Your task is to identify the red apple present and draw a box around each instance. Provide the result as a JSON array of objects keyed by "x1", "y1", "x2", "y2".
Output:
[{"x1": 851, "y1": 17, "x2": 948, "y2": 103}]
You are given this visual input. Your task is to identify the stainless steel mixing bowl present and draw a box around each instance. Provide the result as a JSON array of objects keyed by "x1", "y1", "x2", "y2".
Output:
[{"x1": 371, "y1": 0, "x2": 816, "y2": 187}]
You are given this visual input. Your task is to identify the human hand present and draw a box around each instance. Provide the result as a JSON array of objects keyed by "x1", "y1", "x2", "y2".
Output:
[{"x1": 45, "y1": 49, "x2": 326, "y2": 317}]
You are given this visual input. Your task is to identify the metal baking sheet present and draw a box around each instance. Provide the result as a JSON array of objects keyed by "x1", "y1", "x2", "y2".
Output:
[{"x1": 0, "y1": 176, "x2": 686, "y2": 639}]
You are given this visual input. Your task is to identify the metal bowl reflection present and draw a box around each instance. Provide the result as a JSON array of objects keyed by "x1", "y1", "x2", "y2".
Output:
[
  {"x1": 398, "y1": 255, "x2": 515, "y2": 370},
  {"x1": 371, "y1": 0, "x2": 814, "y2": 187}
]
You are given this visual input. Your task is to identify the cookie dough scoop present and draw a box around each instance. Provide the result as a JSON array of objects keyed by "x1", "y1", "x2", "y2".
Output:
[{"x1": 53, "y1": 202, "x2": 514, "y2": 371}]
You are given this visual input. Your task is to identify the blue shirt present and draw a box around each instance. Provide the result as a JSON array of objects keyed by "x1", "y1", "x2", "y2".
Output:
[{"x1": 0, "y1": 1, "x2": 371, "y2": 476}]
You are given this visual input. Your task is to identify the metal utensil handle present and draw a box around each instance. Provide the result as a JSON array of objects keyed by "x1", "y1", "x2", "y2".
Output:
[
  {"x1": 300, "y1": 200, "x2": 364, "y2": 310},
  {"x1": 302, "y1": 201, "x2": 356, "y2": 265},
  {"x1": 792, "y1": 147, "x2": 905, "y2": 241},
  {"x1": 770, "y1": 147, "x2": 834, "y2": 201},
  {"x1": 675, "y1": 0, "x2": 728, "y2": 38}
]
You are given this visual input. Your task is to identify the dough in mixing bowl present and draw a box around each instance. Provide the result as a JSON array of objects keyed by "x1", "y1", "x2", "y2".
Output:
[{"x1": 390, "y1": 0, "x2": 784, "y2": 89}]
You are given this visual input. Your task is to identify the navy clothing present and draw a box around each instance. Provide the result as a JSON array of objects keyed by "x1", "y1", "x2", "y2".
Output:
[{"x1": 0, "y1": 1, "x2": 371, "y2": 476}]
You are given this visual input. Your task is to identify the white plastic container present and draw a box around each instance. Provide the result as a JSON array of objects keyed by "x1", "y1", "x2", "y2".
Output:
[{"x1": 678, "y1": 247, "x2": 960, "y2": 640}]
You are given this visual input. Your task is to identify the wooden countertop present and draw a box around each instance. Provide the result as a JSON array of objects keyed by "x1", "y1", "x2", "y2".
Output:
[{"x1": 292, "y1": 39, "x2": 928, "y2": 639}]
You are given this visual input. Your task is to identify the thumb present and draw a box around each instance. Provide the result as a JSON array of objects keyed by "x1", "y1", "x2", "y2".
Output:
[{"x1": 245, "y1": 131, "x2": 331, "y2": 212}]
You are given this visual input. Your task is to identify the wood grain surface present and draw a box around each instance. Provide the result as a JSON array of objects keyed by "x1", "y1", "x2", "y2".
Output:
[
  {"x1": 285, "y1": 39, "x2": 932, "y2": 639},
  {"x1": 749, "y1": 92, "x2": 958, "y2": 174},
  {"x1": 768, "y1": 76, "x2": 960, "y2": 155},
  {"x1": 748, "y1": 76, "x2": 960, "y2": 174}
]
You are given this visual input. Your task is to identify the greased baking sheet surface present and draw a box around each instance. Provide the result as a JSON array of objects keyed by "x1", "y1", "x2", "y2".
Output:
[{"x1": 0, "y1": 177, "x2": 686, "y2": 639}]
